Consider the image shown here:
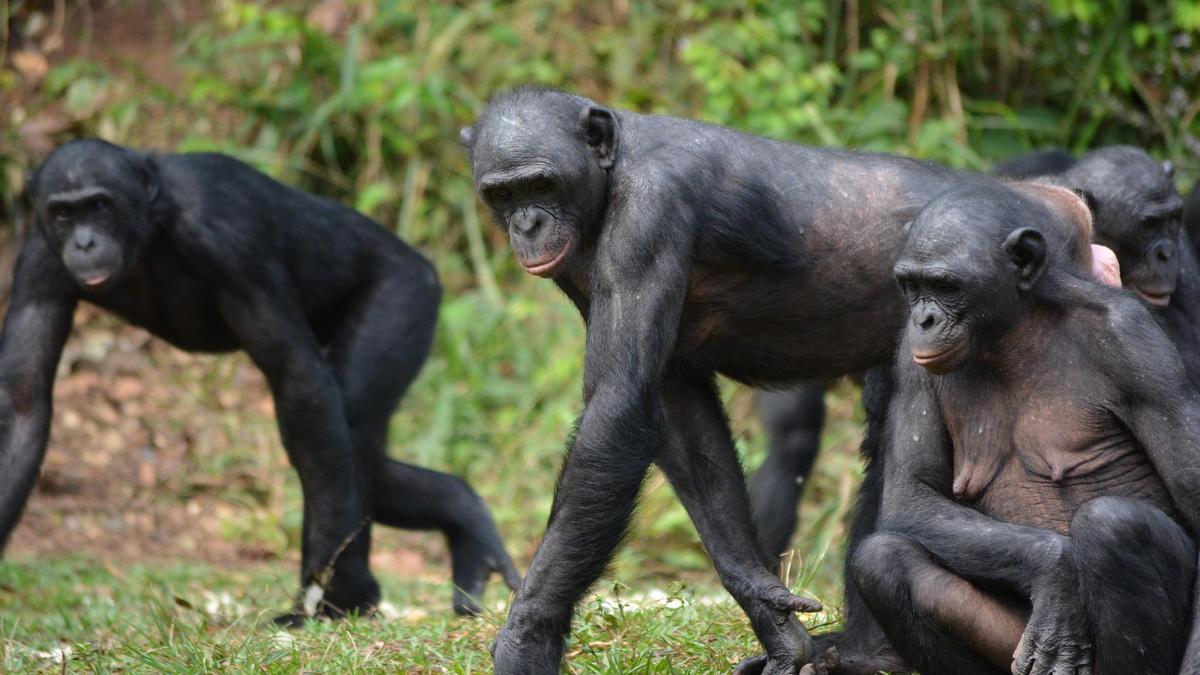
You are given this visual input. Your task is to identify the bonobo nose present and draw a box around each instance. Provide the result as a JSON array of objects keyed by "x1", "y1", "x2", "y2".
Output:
[
  {"x1": 1154, "y1": 240, "x2": 1175, "y2": 262},
  {"x1": 915, "y1": 305, "x2": 945, "y2": 332},
  {"x1": 72, "y1": 230, "x2": 97, "y2": 252},
  {"x1": 512, "y1": 209, "x2": 549, "y2": 236}
]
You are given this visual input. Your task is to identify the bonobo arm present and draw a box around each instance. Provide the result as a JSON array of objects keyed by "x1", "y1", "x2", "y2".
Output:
[
  {"x1": 493, "y1": 201, "x2": 694, "y2": 673},
  {"x1": 1109, "y1": 305, "x2": 1200, "y2": 530},
  {"x1": 215, "y1": 271, "x2": 363, "y2": 577},
  {"x1": 883, "y1": 365, "x2": 1089, "y2": 675},
  {"x1": 0, "y1": 231, "x2": 78, "y2": 551},
  {"x1": 882, "y1": 368, "x2": 1068, "y2": 588}
]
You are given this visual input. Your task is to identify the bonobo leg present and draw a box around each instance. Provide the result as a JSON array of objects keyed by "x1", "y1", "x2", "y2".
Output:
[
  {"x1": 327, "y1": 262, "x2": 519, "y2": 616},
  {"x1": 852, "y1": 532, "x2": 1020, "y2": 675},
  {"x1": 1071, "y1": 497, "x2": 1194, "y2": 674},
  {"x1": 853, "y1": 497, "x2": 1195, "y2": 675},
  {"x1": 806, "y1": 368, "x2": 906, "y2": 675},
  {"x1": 750, "y1": 383, "x2": 826, "y2": 567},
  {"x1": 658, "y1": 369, "x2": 819, "y2": 675}
]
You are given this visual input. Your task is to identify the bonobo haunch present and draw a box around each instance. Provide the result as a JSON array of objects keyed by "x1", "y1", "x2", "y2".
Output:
[
  {"x1": 3, "y1": 139, "x2": 519, "y2": 622},
  {"x1": 854, "y1": 181, "x2": 1200, "y2": 675},
  {"x1": 462, "y1": 86, "x2": 987, "y2": 674}
]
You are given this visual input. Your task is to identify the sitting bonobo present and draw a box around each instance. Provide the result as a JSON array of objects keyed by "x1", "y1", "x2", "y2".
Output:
[
  {"x1": 853, "y1": 181, "x2": 1200, "y2": 675},
  {"x1": 2, "y1": 139, "x2": 519, "y2": 622}
]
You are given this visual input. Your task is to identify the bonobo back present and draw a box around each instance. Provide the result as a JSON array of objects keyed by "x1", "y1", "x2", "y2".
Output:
[{"x1": 464, "y1": 87, "x2": 969, "y2": 382}]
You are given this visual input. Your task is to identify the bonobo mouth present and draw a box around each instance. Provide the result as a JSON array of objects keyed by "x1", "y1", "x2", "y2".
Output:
[
  {"x1": 1134, "y1": 286, "x2": 1172, "y2": 307},
  {"x1": 912, "y1": 339, "x2": 968, "y2": 372},
  {"x1": 522, "y1": 243, "x2": 573, "y2": 278},
  {"x1": 83, "y1": 271, "x2": 113, "y2": 286}
]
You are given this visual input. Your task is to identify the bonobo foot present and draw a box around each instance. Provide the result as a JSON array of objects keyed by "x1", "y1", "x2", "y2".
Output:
[
  {"x1": 272, "y1": 563, "x2": 382, "y2": 628},
  {"x1": 271, "y1": 593, "x2": 378, "y2": 629},
  {"x1": 491, "y1": 610, "x2": 565, "y2": 675},
  {"x1": 447, "y1": 506, "x2": 522, "y2": 615},
  {"x1": 736, "y1": 630, "x2": 910, "y2": 675}
]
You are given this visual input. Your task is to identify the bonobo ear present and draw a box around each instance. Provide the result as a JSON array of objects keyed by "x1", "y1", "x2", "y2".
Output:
[
  {"x1": 141, "y1": 156, "x2": 160, "y2": 203},
  {"x1": 579, "y1": 106, "x2": 618, "y2": 170},
  {"x1": 1074, "y1": 188, "x2": 1098, "y2": 218},
  {"x1": 1163, "y1": 160, "x2": 1175, "y2": 179},
  {"x1": 1004, "y1": 227, "x2": 1048, "y2": 292},
  {"x1": 459, "y1": 125, "x2": 475, "y2": 148}
]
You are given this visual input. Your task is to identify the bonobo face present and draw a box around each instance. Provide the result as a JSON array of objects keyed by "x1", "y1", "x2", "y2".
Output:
[
  {"x1": 895, "y1": 184, "x2": 1060, "y2": 375},
  {"x1": 1066, "y1": 148, "x2": 1183, "y2": 307},
  {"x1": 894, "y1": 232, "x2": 983, "y2": 374},
  {"x1": 30, "y1": 139, "x2": 157, "y2": 290},
  {"x1": 462, "y1": 90, "x2": 616, "y2": 278}
]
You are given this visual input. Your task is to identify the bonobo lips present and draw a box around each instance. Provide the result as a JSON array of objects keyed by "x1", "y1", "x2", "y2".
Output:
[
  {"x1": 522, "y1": 244, "x2": 573, "y2": 278},
  {"x1": 1134, "y1": 287, "x2": 1172, "y2": 307},
  {"x1": 912, "y1": 339, "x2": 968, "y2": 372},
  {"x1": 81, "y1": 270, "x2": 114, "y2": 287}
]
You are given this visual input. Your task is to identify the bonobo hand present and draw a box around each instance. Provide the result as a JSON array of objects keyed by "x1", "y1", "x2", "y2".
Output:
[
  {"x1": 1013, "y1": 554, "x2": 1092, "y2": 675},
  {"x1": 448, "y1": 495, "x2": 522, "y2": 616},
  {"x1": 732, "y1": 586, "x2": 823, "y2": 675},
  {"x1": 491, "y1": 607, "x2": 565, "y2": 675}
]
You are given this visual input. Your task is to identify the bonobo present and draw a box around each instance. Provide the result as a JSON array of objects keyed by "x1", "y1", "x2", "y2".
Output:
[
  {"x1": 991, "y1": 148, "x2": 1077, "y2": 179},
  {"x1": 750, "y1": 383, "x2": 827, "y2": 567},
  {"x1": 3, "y1": 139, "x2": 519, "y2": 622},
  {"x1": 1000, "y1": 147, "x2": 1200, "y2": 389},
  {"x1": 461, "y1": 86, "x2": 982, "y2": 674},
  {"x1": 1185, "y1": 178, "x2": 1200, "y2": 257},
  {"x1": 852, "y1": 181, "x2": 1200, "y2": 675}
]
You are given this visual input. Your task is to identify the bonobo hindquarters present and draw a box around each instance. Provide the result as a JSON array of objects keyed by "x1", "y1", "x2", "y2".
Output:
[
  {"x1": 855, "y1": 180, "x2": 1200, "y2": 675},
  {"x1": 461, "y1": 86, "x2": 985, "y2": 674},
  {"x1": 3, "y1": 139, "x2": 519, "y2": 622}
]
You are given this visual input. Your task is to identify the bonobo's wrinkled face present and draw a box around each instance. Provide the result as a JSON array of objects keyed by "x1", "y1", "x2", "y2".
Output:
[
  {"x1": 1066, "y1": 148, "x2": 1182, "y2": 307},
  {"x1": 30, "y1": 140, "x2": 158, "y2": 290},
  {"x1": 895, "y1": 186, "x2": 1057, "y2": 374},
  {"x1": 461, "y1": 91, "x2": 616, "y2": 278}
]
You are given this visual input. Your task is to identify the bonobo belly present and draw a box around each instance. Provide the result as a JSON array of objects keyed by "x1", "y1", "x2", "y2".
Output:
[
  {"x1": 87, "y1": 276, "x2": 240, "y2": 353},
  {"x1": 971, "y1": 445, "x2": 1175, "y2": 535},
  {"x1": 678, "y1": 271, "x2": 904, "y2": 383}
]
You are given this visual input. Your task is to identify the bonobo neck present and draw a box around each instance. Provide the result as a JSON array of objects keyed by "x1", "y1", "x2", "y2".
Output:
[{"x1": 975, "y1": 308, "x2": 1063, "y2": 379}]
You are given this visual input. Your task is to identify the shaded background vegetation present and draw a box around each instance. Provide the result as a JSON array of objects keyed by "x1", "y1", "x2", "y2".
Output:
[{"x1": 0, "y1": 0, "x2": 1198, "y2": 671}]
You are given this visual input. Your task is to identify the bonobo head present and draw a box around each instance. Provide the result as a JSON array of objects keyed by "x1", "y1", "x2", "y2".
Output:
[
  {"x1": 461, "y1": 88, "x2": 616, "y2": 278},
  {"x1": 895, "y1": 181, "x2": 1094, "y2": 374},
  {"x1": 28, "y1": 139, "x2": 160, "y2": 290},
  {"x1": 1061, "y1": 146, "x2": 1183, "y2": 307}
]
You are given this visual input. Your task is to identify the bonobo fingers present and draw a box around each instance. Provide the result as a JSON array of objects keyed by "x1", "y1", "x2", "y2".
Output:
[
  {"x1": 764, "y1": 587, "x2": 823, "y2": 614},
  {"x1": 734, "y1": 654, "x2": 768, "y2": 675}
]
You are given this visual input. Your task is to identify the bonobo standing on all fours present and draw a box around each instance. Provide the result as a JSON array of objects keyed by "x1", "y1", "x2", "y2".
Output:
[
  {"x1": 462, "y1": 86, "x2": 989, "y2": 674},
  {"x1": 0, "y1": 139, "x2": 519, "y2": 621}
]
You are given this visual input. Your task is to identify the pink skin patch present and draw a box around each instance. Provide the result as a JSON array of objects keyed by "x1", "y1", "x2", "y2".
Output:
[{"x1": 1090, "y1": 244, "x2": 1121, "y2": 288}]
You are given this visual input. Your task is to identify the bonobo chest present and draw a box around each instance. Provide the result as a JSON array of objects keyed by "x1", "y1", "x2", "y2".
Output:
[
  {"x1": 941, "y1": 364, "x2": 1174, "y2": 534},
  {"x1": 83, "y1": 250, "x2": 239, "y2": 353}
]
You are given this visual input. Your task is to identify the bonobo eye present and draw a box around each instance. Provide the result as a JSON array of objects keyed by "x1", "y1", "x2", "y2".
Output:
[
  {"x1": 532, "y1": 177, "x2": 553, "y2": 194},
  {"x1": 90, "y1": 196, "x2": 111, "y2": 213},
  {"x1": 487, "y1": 187, "x2": 513, "y2": 203},
  {"x1": 929, "y1": 279, "x2": 959, "y2": 295},
  {"x1": 51, "y1": 206, "x2": 70, "y2": 222}
]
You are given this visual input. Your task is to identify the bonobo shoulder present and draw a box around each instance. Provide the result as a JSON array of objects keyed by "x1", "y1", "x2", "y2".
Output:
[{"x1": 1088, "y1": 292, "x2": 1186, "y2": 387}]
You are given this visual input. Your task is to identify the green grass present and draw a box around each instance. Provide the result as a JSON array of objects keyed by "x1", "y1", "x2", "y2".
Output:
[{"x1": 0, "y1": 555, "x2": 843, "y2": 673}]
